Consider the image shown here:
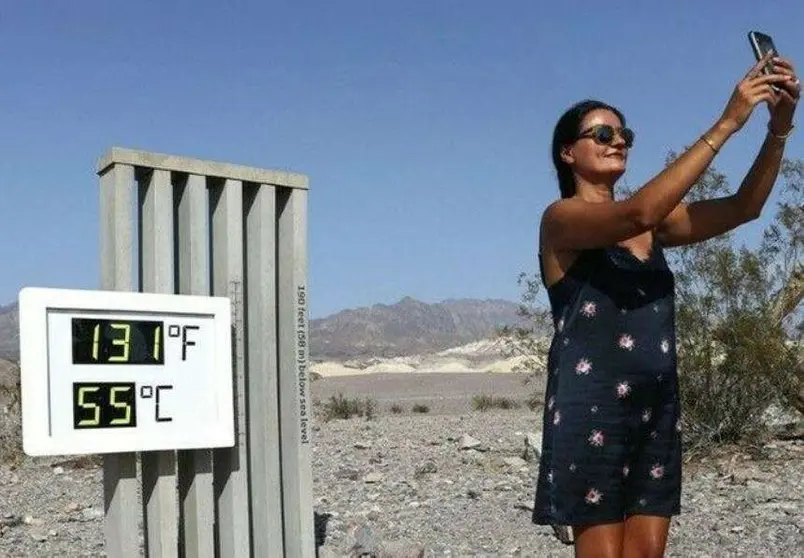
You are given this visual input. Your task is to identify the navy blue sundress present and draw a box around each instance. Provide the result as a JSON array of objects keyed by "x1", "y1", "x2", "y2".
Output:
[{"x1": 532, "y1": 237, "x2": 682, "y2": 526}]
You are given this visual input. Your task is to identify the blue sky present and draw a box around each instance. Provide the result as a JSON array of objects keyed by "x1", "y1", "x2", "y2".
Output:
[{"x1": 1, "y1": 1, "x2": 802, "y2": 318}]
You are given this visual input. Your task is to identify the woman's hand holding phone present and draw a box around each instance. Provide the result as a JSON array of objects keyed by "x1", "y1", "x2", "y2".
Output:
[
  {"x1": 766, "y1": 56, "x2": 799, "y2": 136},
  {"x1": 717, "y1": 52, "x2": 794, "y2": 136}
]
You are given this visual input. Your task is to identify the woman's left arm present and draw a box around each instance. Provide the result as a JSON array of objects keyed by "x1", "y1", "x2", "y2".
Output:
[{"x1": 656, "y1": 57, "x2": 800, "y2": 247}]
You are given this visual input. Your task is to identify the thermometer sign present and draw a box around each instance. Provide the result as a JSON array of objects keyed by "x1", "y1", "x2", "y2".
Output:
[{"x1": 19, "y1": 287, "x2": 235, "y2": 456}]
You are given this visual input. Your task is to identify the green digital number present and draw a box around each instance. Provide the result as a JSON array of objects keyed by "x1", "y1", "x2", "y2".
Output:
[
  {"x1": 73, "y1": 382, "x2": 137, "y2": 429},
  {"x1": 77, "y1": 386, "x2": 100, "y2": 426},
  {"x1": 92, "y1": 324, "x2": 100, "y2": 360},
  {"x1": 108, "y1": 323, "x2": 131, "y2": 362},
  {"x1": 109, "y1": 386, "x2": 132, "y2": 425},
  {"x1": 153, "y1": 325, "x2": 161, "y2": 361}
]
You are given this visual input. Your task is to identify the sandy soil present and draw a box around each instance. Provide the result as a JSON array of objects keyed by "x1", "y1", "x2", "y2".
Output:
[{"x1": 311, "y1": 371, "x2": 545, "y2": 416}]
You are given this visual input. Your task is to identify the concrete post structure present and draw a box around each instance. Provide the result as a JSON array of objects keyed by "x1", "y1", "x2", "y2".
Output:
[{"x1": 97, "y1": 147, "x2": 313, "y2": 558}]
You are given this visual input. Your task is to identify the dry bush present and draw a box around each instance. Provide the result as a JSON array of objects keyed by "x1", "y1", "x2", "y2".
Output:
[
  {"x1": 677, "y1": 303, "x2": 800, "y2": 452},
  {"x1": 524, "y1": 393, "x2": 543, "y2": 411},
  {"x1": 472, "y1": 394, "x2": 519, "y2": 411},
  {"x1": 320, "y1": 393, "x2": 376, "y2": 421},
  {"x1": 669, "y1": 159, "x2": 802, "y2": 456}
]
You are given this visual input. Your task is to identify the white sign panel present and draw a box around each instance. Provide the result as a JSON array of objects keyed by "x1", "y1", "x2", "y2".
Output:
[{"x1": 18, "y1": 287, "x2": 234, "y2": 456}]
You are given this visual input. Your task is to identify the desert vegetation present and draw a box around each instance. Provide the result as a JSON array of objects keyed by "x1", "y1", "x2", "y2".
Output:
[
  {"x1": 316, "y1": 393, "x2": 377, "y2": 422},
  {"x1": 471, "y1": 394, "x2": 519, "y2": 411}
]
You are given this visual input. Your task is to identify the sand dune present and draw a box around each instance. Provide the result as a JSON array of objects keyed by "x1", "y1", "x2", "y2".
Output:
[{"x1": 311, "y1": 337, "x2": 548, "y2": 377}]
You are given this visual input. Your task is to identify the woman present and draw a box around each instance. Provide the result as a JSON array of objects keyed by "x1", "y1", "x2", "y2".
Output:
[{"x1": 532, "y1": 51, "x2": 799, "y2": 558}]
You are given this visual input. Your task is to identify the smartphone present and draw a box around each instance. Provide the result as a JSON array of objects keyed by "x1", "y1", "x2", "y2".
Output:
[{"x1": 748, "y1": 31, "x2": 778, "y2": 76}]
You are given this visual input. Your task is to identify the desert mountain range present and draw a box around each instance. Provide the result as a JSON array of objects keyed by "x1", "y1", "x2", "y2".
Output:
[
  {"x1": 0, "y1": 296, "x2": 550, "y2": 375},
  {"x1": 309, "y1": 296, "x2": 541, "y2": 360}
]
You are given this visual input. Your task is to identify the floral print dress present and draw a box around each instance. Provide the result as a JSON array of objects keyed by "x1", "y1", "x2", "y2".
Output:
[{"x1": 532, "y1": 238, "x2": 682, "y2": 526}]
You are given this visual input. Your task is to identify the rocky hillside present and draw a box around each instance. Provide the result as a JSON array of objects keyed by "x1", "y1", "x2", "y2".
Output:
[
  {"x1": 0, "y1": 304, "x2": 18, "y2": 360},
  {"x1": 310, "y1": 296, "x2": 534, "y2": 360}
]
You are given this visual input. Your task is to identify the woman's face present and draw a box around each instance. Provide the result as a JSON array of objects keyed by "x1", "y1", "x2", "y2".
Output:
[{"x1": 562, "y1": 109, "x2": 629, "y2": 185}]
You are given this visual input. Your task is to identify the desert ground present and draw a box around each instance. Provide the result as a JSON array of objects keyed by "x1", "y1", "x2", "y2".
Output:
[
  {"x1": 312, "y1": 371, "x2": 544, "y2": 416},
  {"x1": 1, "y1": 371, "x2": 802, "y2": 557}
]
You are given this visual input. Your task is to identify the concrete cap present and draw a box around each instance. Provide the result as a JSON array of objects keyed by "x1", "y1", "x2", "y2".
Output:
[{"x1": 97, "y1": 146, "x2": 309, "y2": 189}]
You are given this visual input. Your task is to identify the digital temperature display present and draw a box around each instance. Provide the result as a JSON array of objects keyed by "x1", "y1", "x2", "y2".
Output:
[
  {"x1": 72, "y1": 318, "x2": 164, "y2": 365},
  {"x1": 73, "y1": 382, "x2": 137, "y2": 428}
]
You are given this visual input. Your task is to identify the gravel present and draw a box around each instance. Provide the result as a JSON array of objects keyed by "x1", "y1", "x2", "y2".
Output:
[
  {"x1": 1, "y1": 395, "x2": 802, "y2": 556},
  {"x1": 310, "y1": 411, "x2": 803, "y2": 557}
]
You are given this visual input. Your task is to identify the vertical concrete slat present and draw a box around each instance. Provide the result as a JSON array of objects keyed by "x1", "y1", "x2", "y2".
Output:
[
  {"x1": 276, "y1": 187, "x2": 315, "y2": 557},
  {"x1": 99, "y1": 162, "x2": 140, "y2": 558},
  {"x1": 211, "y1": 179, "x2": 252, "y2": 557},
  {"x1": 175, "y1": 173, "x2": 215, "y2": 557},
  {"x1": 139, "y1": 168, "x2": 179, "y2": 558},
  {"x1": 244, "y1": 184, "x2": 284, "y2": 556}
]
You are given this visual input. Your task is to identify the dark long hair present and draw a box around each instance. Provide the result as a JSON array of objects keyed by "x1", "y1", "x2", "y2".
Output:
[{"x1": 551, "y1": 99, "x2": 626, "y2": 198}]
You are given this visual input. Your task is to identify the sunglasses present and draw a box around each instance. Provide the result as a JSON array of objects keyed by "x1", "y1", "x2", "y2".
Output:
[{"x1": 576, "y1": 124, "x2": 635, "y2": 148}]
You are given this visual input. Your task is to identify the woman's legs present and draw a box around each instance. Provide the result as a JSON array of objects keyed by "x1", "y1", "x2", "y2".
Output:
[
  {"x1": 571, "y1": 516, "x2": 670, "y2": 558},
  {"x1": 572, "y1": 522, "x2": 624, "y2": 558},
  {"x1": 622, "y1": 515, "x2": 671, "y2": 558}
]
